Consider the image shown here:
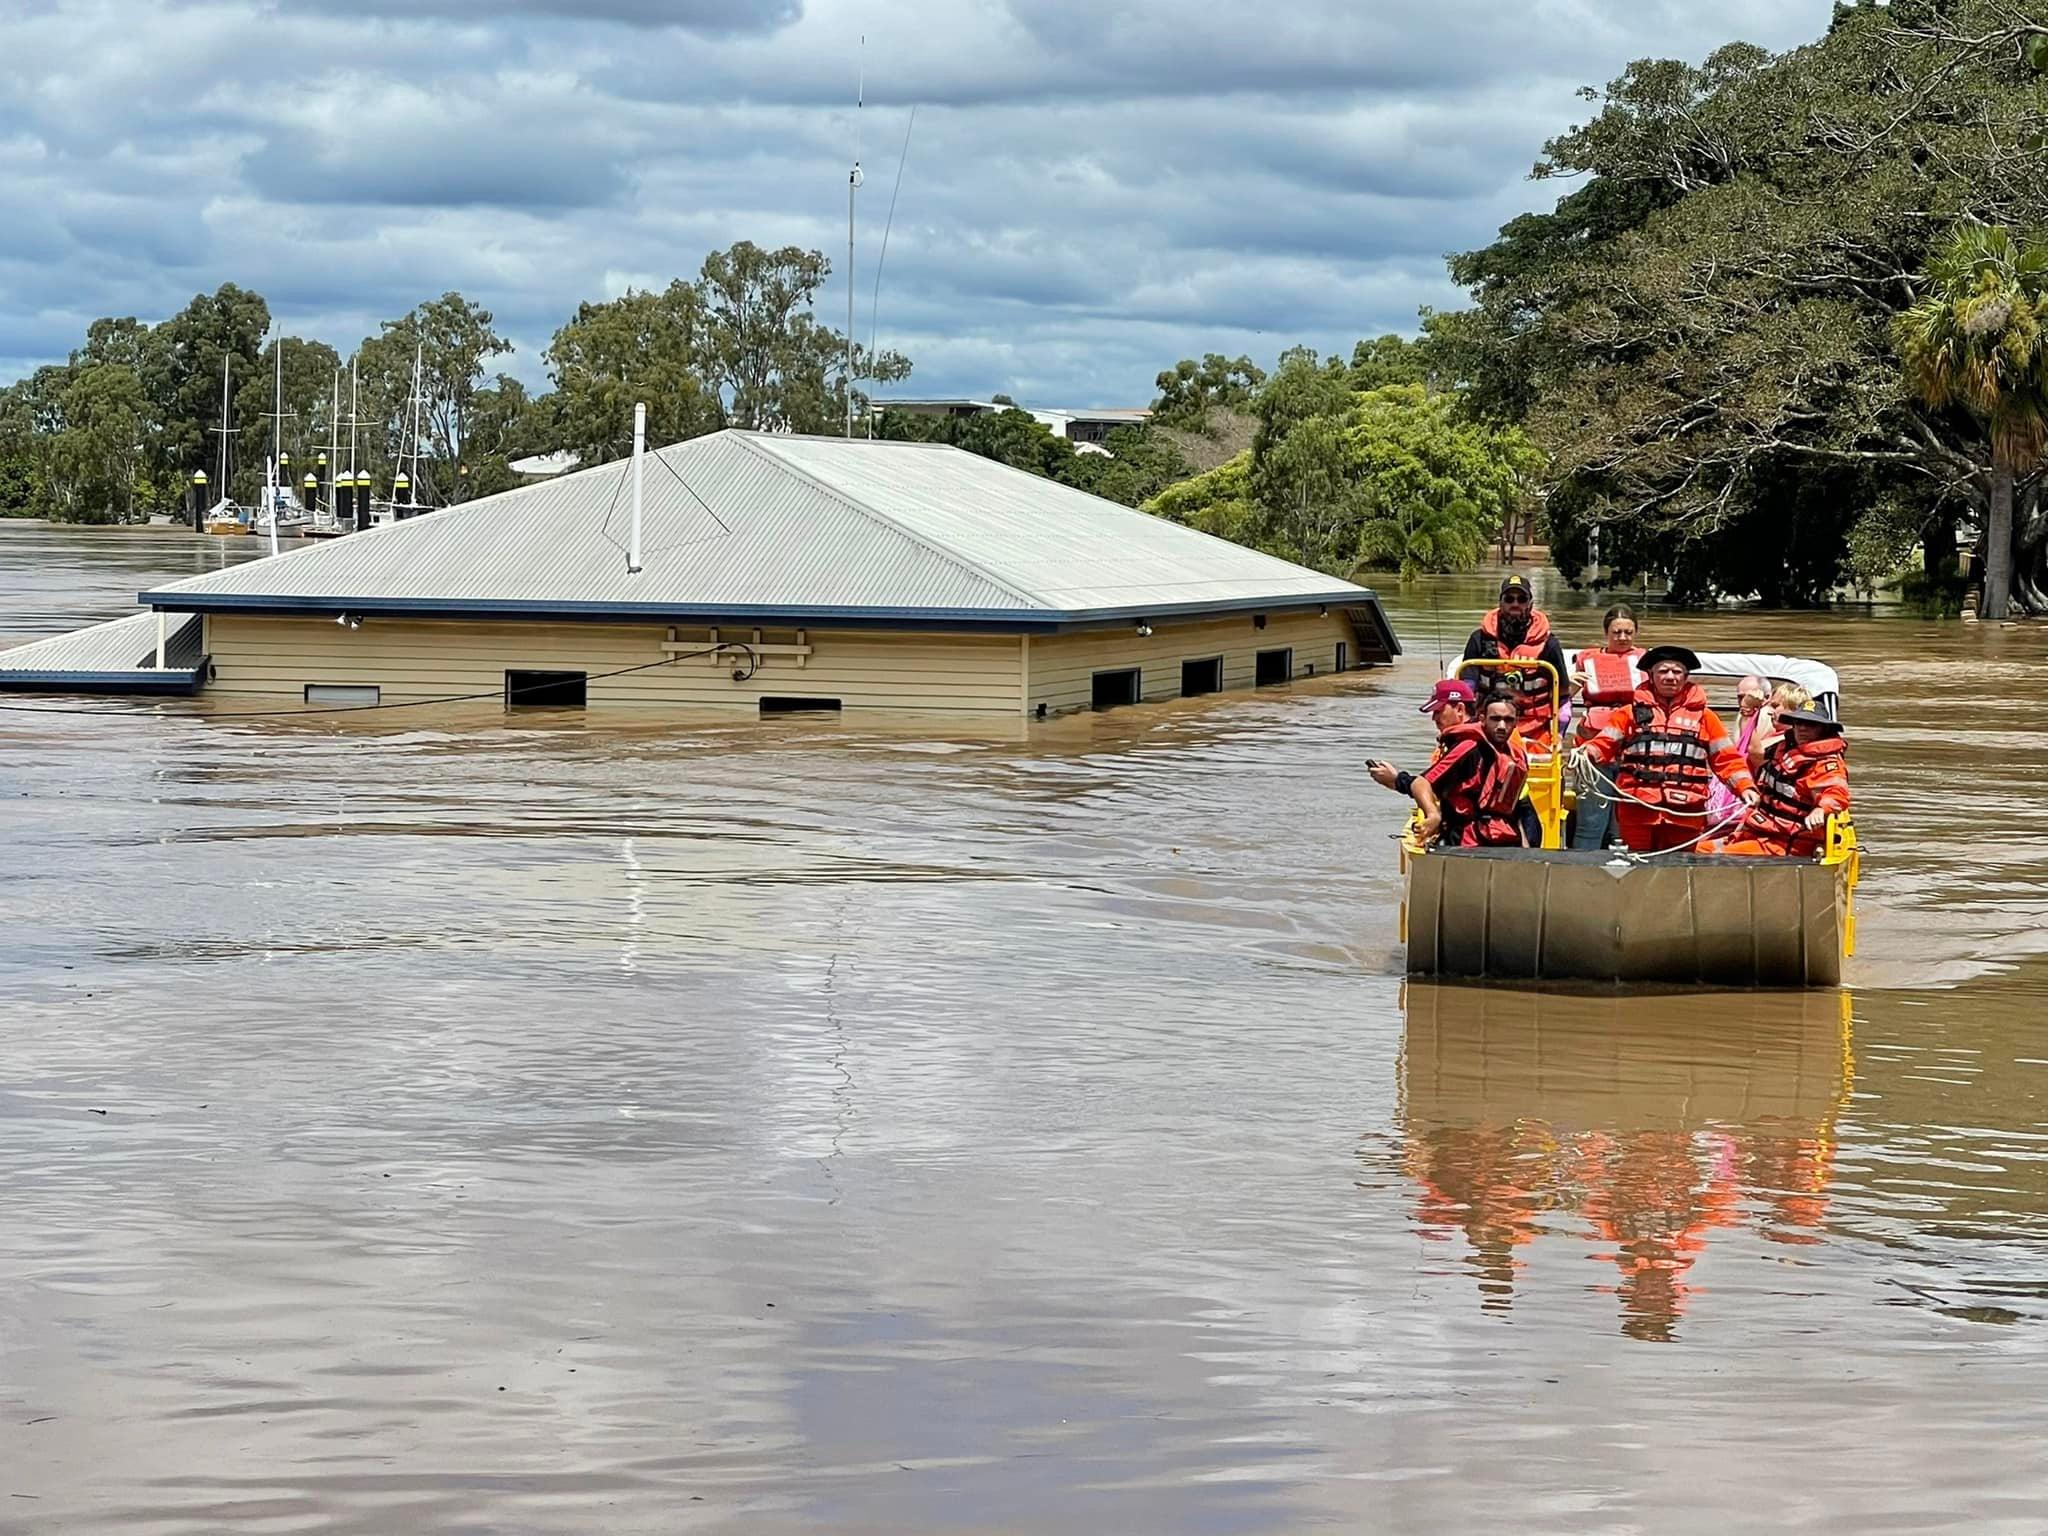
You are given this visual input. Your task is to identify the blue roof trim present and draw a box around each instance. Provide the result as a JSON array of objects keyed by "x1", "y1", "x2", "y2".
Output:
[
  {"x1": 137, "y1": 588, "x2": 1391, "y2": 636},
  {"x1": 0, "y1": 665, "x2": 206, "y2": 696}
]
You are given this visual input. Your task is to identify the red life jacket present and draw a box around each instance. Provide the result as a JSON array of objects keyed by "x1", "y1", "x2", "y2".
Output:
[
  {"x1": 1437, "y1": 722, "x2": 1530, "y2": 821},
  {"x1": 1477, "y1": 608, "x2": 1558, "y2": 740},
  {"x1": 1573, "y1": 646, "x2": 1643, "y2": 739},
  {"x1": 1616, "y1": 683, "x2": 1716, "y2": 809},
  {"x1": 1745, "y1": 733, "x2": 1849, "y2": 856}
]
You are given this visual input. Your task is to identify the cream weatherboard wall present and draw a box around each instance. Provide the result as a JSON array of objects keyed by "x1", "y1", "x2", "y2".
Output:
[
  {"x1": 1023, "y1": 610, "x2": 1357, "y2": 715},
  {"x1": 201, "y1": 607, "x2": 1360, "y2": 715},
  {"x1": 203, "y1": 616, "x2": 1025, "y2": 713}
]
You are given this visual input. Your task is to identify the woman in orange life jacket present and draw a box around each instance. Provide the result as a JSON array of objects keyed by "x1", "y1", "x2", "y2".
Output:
[
  {"x1": 1573, "y1": 645, "x2": 1758, "y2": 854},
  {"x1": 1699, "y1": 709, "x2": 1850, "y2": 858},
  {"x1": 1369, "y1": 683, "x2": 1529, "y2": 847},
  {"x1": 1458, "y1": 573, "x2": 1570, "y2": 747},
  {"x1": 1567, "y1": 603, "x2": 1644, "y2": 850}
]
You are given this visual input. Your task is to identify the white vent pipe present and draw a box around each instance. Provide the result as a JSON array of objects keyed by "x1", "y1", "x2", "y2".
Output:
[{"x1": 629, "y1": 401, "x2": 645, "y2": 574}]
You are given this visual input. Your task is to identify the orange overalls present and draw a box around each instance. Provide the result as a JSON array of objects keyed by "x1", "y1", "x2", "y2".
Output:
[{"x1": 1582, "y1": 683, "x2": 1755, "y2": 853}]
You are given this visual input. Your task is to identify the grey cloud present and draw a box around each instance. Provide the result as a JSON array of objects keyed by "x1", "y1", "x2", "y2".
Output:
[
  {"x1": 0, "y1": 0, "x2": 1839, "y2": 410},
  {"x1": 266, "y1": 0, "x2": 802, "y2": 33}
]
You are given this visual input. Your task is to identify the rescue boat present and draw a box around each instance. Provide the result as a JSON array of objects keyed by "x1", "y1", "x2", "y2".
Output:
[{"x1": 1400, "y1": 652, "x2": 1861, "y2": 987}]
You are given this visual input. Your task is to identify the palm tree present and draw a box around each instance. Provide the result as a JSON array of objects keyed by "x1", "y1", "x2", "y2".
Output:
[{"x1": 1895, "y1": 225, "x2": 2048, "y2": 620}]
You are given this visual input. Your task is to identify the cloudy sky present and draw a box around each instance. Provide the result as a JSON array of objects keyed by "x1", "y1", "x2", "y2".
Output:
[{"x1": 1, "y1": 0, "x2": 1835, "y2": 409}]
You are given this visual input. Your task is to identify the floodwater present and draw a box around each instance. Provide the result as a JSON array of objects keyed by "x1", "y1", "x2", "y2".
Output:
[{"x1": 3, "y1": 522, "x2": 2047, "y2": 1533}]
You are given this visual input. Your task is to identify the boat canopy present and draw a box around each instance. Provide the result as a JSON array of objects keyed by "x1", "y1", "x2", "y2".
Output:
[
  {"x1": 1486, "y1": 648, "x2": 1844, "y2": 720},
  {"x1": 1687, "y1": 652, "x2": 1841, "y2": 720}
]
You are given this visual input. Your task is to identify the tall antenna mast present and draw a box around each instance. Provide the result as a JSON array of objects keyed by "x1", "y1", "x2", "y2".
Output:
[
  {"x1": 845, "y1": 36, "x2": 863, "y2": 440},
  {"x1": 867, "y1": 103, "x2": 916, "y2": 440}
]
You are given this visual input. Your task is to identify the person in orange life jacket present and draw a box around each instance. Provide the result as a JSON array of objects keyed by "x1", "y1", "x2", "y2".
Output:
[
  {"x1": 1699, "y1": 709, "x2": 1849, "y2": 858},
  {"x1": 1369, "y1": 678, "x2": 1471, "y2": 800},
  {"x1": 1371, "y1": 685, "x2": 1529, "y2": 847},
  {"x1": 1459, "y1": 573, "x2": 1570, "y2": 746},
  {"x1": 1572, "y1": 645, "x2": 1757, "y2": 854},
  {"x1": 1567, "y1": 603, "x2": 1644, "y2": 851}
]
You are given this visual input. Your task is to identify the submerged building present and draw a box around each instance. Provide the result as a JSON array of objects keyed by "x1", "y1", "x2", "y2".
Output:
[{"x1": 1, "y1": 431, "x2": 1398, "y2": 716}]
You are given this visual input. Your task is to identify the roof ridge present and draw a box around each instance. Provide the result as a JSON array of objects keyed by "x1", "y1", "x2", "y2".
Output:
[{"x1": 725, "y1": 434, "x2": 1050, "y2": 612}]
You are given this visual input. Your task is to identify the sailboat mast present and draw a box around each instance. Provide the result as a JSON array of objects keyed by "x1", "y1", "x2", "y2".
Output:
[
  {"x1": 217, "y1": 354, "x2": 231, "y2": 490},
  {"x1": 267, "y1": 332, "x2": 282, "y2": 556}
]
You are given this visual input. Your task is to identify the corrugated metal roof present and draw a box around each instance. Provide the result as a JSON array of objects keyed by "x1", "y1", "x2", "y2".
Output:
[
  {"x1": 0, "y1": 611, "x2": 203, "y2": 692},
  {"x1": 143, "y1": 430, "x2": 1376, "y2": 624}
]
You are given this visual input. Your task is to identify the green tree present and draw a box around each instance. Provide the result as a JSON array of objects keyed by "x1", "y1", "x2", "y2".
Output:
[
  {"x1": 1145, "y1": 451, "x2": 1259, "y2": 544},
  {"x1": 1144, "y1": 380, "x2": 1539, "y2": 577},
  {"x1": 1894, "y1": 225, "x2": 2048, "y2": 620},
  {"x1": 1426, "y1": 9, "x2": 2048, "y2": 603},
  {"x1": 544, "y1": 281, "x2": 724, "y2": 466},
  {"x1": 699, "y1": 241, "x2": 909, "y2": 433},
  {"x1": 356, "y1": 292, "x2": 512, "y2": 503},
  {"x1": 1150, "y1": 353, "x2": 1267, "y2": 430},
  {"x1": 141, "y1": 284, "x2": 271, "y2": 502}
]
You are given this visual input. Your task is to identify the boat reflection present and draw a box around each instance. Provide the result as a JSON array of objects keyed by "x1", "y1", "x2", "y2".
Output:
[{"x1": 1396, "y1": 983, "x2": 1853, "y2": 1342}]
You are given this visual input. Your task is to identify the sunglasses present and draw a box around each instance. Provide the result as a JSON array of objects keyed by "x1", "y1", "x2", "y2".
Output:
[{"x1": 1500, "y1": 591, "x2": 1531, "y2": 604}]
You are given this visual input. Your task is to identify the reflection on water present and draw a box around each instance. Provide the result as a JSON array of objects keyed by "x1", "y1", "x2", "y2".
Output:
[
  {"x1": 5, "y1": 528, "x2": 2048, "y2": 1531},
  {"x1": 1398, "y1": 985, "x2": 1852, "y2": 1342}
]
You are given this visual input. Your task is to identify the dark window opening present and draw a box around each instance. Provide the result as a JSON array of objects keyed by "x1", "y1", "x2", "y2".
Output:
[
  {"x1": 1180, "y1": 657, "x2": 1223, "y2": 697},
  {"x1": 505, "y1": 670, "x2": 587, "y2": 708},
  {"x1": 1092, "y1": 668, "x2": 1142, "y2": 709},
  {"x1": 1255, "y1": 648, "x2": 1293, "y2": 686},
  {"x1": 759, "y1": 696, "x2": 843, "y2": 714},
  {"x1": 1335, "y1": 641, "x2": 1349, "y2": 672}
]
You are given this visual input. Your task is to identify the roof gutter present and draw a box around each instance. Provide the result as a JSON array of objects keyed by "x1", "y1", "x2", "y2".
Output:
[{"x1": 137, "y1": 588, "x2": 1391, "y2": 638}]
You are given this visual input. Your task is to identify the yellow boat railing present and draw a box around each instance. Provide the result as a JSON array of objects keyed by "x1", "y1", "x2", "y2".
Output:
[{"x1": 1824, "y1": 812, "x2": 1860, "y2": 956}]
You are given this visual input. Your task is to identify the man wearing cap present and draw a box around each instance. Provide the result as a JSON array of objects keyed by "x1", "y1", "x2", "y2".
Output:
[
  {"x1": 1459, "y1": 574, "x2": 1570, "y2": 746},
  {"x1": 1700, "y1": 709, "x2": 1850, "y2": 858},
  {"x1": 1573, "y1": 645, "x2": 1757, "y2": 853},
  {"x1": 1370, "y1": 682, "x2": 1528, "y2": 846}
]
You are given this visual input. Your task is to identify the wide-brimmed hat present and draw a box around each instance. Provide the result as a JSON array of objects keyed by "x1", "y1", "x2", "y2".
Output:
[
  {"x1": 1776, "y1": 707, "x2": 1842, "y2": 734},
  {"x1": 1639, "y1": 644, "x2": 1702, "y2": 673},
  {"x1": 1418, "y1": 678, "x2": 1476, "y2": 714}
]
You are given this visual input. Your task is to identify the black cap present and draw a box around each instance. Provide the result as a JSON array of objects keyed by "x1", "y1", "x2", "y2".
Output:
[
  {"x1": 1639, "y1": 644, "x2": 1702, "y2": 673},
  {"x1": 1776, "y1": 707, "x2": 1841, "y2": 734},
  {"x1": 1498, "y1": 573, "x2": 1534, "y2": 597}
]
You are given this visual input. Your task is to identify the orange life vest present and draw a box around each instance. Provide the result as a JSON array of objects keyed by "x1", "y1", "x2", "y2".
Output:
[
  {"x1": 1476, "y1": 608, "x2": 1558, "y2": 740},
  {"x1": 1743, "y1": 733, "x2": 1849, "y2": 856},
  {"x1": 1437, "y1": 722, "x2": 1530, "y2": 821},
  {"x1": 1615, "y1": 683, "x2": 1718, "y2": 809},
  {"x1": 1573, "y1": 646, "x2": 1643, "y2": 739}
]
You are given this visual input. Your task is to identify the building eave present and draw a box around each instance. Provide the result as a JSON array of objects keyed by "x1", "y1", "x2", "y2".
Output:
[
  {"x1": 138, "y1": 587, "x2": 1394, "y2": 641},
  {"x1": 0, "y1": 665, "x2": 207, "y2": 696}
]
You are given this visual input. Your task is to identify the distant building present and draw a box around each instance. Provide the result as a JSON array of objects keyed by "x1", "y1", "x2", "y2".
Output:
[{"x1": 2, "y1": 432, "x2": 1400, "y2": 714}]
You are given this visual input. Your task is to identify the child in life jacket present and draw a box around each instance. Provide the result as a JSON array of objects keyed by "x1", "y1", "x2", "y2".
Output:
[{"x1": 1700, "y1": 709, "x2": 1849, "y2": 858}]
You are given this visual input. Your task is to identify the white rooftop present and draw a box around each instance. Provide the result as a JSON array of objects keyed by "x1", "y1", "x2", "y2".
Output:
[{"x1": 142, "y1": 430, "x2": 1380, "y2": 630}]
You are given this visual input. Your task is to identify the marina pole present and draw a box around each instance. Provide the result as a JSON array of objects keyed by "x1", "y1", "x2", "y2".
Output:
[{"x1": 629, "y1": 401, "x2": 645, "y2": 574}]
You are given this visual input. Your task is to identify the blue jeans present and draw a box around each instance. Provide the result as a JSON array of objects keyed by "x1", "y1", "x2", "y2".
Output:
[{"x1": 1571, "y1": 759, "x2": 1619, "y2": 850}]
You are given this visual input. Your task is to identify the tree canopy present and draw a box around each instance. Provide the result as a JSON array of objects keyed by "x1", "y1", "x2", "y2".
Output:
[
  {"x1": 1429, "y1": 0, "x2": 2048, "y2": 605},
  {"x1": 1145, "y1": 362, "x2": 1541, "y2": 579}
]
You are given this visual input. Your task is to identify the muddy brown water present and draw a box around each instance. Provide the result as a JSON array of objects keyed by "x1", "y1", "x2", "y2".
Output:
[{"x1": 2, "y1": 522, "x2": 2046, "y2": 1533}]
